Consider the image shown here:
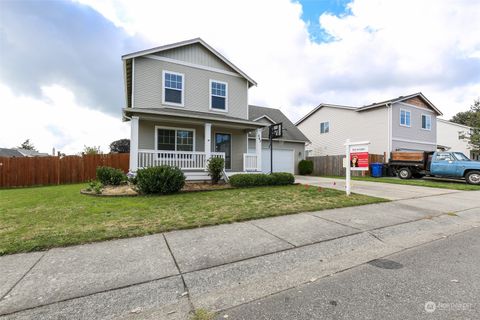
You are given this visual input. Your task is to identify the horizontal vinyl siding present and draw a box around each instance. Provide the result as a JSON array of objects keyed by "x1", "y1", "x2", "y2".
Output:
[
  {"x1": 391, "y1": 102, "x2": 437, "y2": 147},
  {"x1": 133, "y1": 57, "x2": 248, "y2": 119},
  {"x1": 138, "y1": 120, "x2": 205, "y2": 151},
  {"x1": 297, "y1": 107, "x2": 388, "y2": 156},
  {"x1": 154, "y1": 43, "x2": 237, "y2": 73},
  {"x1": 437, "y1": 120, "x2": 472, "y2": 156}
]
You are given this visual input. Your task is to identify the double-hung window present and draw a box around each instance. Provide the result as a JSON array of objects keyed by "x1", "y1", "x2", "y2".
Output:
[
  {"x1": 320, "y1": 121, "x2": 329, "y2": 134},
  {"x1": 163, "y1": 71, "x2": 184, "y2": 106},
  {"x1": 400, "y1": 109, "x2": 411, "y2": 127},
  {"x1": 157, "y1": 127, "x2": 194, "y2": 152},
  {"x1": 421, "y1": 114, "x2": 431, "y2": 130},
  {"x1": 210, "y1": 80, "x2": 227, "y2": 111}
]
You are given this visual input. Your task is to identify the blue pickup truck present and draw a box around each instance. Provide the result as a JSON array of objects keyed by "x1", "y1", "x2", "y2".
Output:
[{"x1": 389, "y1": 151, "x2": 480, "y2": 185}]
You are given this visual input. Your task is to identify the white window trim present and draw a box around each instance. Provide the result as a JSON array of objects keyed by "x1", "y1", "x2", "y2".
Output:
[
  {"x1": 162, "y1": 70, "x2": 185, "y2": 107},
  {"x1": 155, "y1": 125, "x2": 196, "y2": 152},
  {"x1": 421, "y1": 114, "x2": 432, "y2": 131},
  {"x1": 320, "y1": 121, "x2": 330, "y2": 134},
  {"x1": 209, "y1": 79, "x2": 228, "y2": 112},
  {"x1": 400, "y1": 109, "x2": 411, "y2": 127}
]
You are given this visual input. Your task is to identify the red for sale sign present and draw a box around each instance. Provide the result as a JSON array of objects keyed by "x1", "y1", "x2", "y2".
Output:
[{"x1": 349, "y1": 145, "x2": 369, "y2": 171}]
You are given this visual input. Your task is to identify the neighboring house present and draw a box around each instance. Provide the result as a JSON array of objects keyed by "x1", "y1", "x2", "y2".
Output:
[
  {"x1": 296, "y1": 93, "x2": 443, "y2": 159},
  {"x1": 437, "y1": 119, "x2": 474, "y2": 158},
  {"x1": 0, "y1": 148, "x2": 49, "y2": 157},
  {"x1": 122, "y1": 38, "x2": 273, "y2": 180},
  {"x1": 248, "y1": 105, "x2": 309, "y2": 174}
]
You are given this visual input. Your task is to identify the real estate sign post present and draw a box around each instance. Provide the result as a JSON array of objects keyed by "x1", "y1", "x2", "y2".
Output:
[{"x1": 344, "y1": 140, "x2": 370, "y2": 196}]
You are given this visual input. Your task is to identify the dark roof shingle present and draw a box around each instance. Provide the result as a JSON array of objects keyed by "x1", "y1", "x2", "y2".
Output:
[{"x1": 248, "y1": 105, "x2": 309, "y2": 142}]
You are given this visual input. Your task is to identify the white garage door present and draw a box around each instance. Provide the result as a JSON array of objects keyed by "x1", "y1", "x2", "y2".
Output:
[{"x1": 261, "y1": 148, "x2": 294, "y2": 174}]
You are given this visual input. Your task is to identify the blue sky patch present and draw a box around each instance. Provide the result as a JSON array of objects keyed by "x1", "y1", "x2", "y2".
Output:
[{"x1": 298, "y1": 0, "x2": 352, "y2": 42}]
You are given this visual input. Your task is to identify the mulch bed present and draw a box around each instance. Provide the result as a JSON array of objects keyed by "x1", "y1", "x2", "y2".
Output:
[{"x1": 81, "y1": 182, "x2": 233, "y2": 197}]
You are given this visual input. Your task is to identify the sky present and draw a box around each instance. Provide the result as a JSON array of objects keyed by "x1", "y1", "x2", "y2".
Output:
[{"x1": 0, "y1": 0, "x2": 479, "y2": 154}]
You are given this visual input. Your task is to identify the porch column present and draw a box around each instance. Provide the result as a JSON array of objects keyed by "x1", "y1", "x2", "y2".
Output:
[
  {"x1": 255, "y1": 128, "x2": 263, "y2": 172},
  {"x1": 204, "y1": 123, "x2": 212, "y2": 169},
  {"x1": 129, "y1": 116, "x2": 139, "y2": 172}
]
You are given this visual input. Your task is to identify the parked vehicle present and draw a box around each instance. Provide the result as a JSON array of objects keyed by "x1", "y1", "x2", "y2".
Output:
[{"x1": 388, "y1": 151, "x2": 480, "y2": 185}]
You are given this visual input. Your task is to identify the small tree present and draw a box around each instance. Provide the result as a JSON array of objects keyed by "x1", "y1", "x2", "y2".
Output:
[
  {"x1": 207, "y1": 157, "x2": 224, "y2": 185},
  {"x1": 109, "y1": 139, "x2": 130, "y2": 153},
  {"x1": 451, "y1": 98, "x2": 480, "y2": 151},
  {"x1": 18, "y1": 139, "x2": 36, "y2": 151},
  {"x1": 83, "y1": 145, "x2": 102, "y2": 155}
]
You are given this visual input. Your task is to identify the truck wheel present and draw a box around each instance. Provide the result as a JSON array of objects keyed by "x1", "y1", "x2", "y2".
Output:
[
  {"x1": 466, "y1": 171, "x2": 480, "y2": 185},
  {"x1": 398, "y1": 167, "x2": 412, "y2": 179}
]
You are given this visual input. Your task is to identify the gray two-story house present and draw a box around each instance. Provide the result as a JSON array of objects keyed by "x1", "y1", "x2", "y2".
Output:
[
  {"x1": 296, "y1": 93, "x2": 443, "y2": 159},
  {"x1": 122, "y1": 38, "x2": 306, "y2": 179}
]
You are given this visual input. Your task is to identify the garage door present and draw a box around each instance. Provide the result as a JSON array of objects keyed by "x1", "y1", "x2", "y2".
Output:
[{"x1": 260, "y1": 148, "x2": 295, "y2": 174}]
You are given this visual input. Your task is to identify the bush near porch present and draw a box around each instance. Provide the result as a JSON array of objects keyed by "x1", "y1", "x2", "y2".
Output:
[{"x1": 0, "y1": 183, "x2": 386, "y2": 255}]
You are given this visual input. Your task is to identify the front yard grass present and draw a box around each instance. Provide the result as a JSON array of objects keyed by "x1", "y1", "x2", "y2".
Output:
[
  {"x1": 0, "y1": 183, "x2": 386, "y2": 255},
  {"x1": 350, "y1": 176, "x2": 480, "y2": 191}
]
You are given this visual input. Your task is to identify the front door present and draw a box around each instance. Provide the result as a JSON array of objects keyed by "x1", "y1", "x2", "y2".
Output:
[{"x1": 215, "y1": 133, "x2": 231, "y2": 170}]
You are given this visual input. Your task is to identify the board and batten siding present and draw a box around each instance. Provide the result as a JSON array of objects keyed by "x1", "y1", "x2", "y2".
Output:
[
  {"x1": 154, "y1": 43, "x2": 238, "y2": 73},
  {"x1": 391, "y1": 102, "x2": 437, "y2": 151},
  {"x1": 297, "y1": 106, "x2": 389, "y2": 156},
  {"x1": 437, "y1": 119, "x2": 472, "y2": 157},
  {"x1": 133, "y1": 57, "x2": 248, "y2": 119}
]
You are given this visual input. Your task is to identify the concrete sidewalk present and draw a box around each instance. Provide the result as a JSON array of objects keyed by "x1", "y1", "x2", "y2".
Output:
[{"x1": 1, "y1": 185, "x2": 479, "y2": 319}]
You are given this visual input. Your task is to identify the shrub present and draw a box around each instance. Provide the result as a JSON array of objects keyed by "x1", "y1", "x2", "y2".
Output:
[
  {"x1": 96, "y1": 166, "x2": 126, "y2": 186},
  {"x1": 298, "y1": 160, "x2": 313, "y2": 175},
  {"x1": 136, "y1": 166, "x2": 185, "y2": 194},
  {"x1": 229, "y1": 172, "x2": 294, "y2": 188},
  {"x1": 207, "y1": 157, "x2": 225, "y2": 184},
  {"x1": 86, "y1": 180, "x2": 103, "y2": 194},
  {"x1": 270, "y1": 172, "x2": 295, "y2": 185}
]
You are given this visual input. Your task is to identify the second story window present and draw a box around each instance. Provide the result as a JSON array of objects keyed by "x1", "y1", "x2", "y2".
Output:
[
  {"x1": 421, "y1": 114, "x2": 431, "y2": 130},
  {"x1": 210, "y1": 80, "x2": 227, "y2": 111},
  {"x1": 400, "y1": 109, "x2": 411, "y2": 127},
  {"x1": 163, "y1": 71, "x2": 183, "y2": 106},
  {"x1": 320, "y1": 121, "x2": 329, "y2": 134}
]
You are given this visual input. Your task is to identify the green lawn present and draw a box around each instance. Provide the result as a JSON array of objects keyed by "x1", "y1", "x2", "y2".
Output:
[
  {"x1": 0, "y1": 184, "x2": 386, "y2": 255},
  {"x1": 350, "y1": 176, "x2": 480, "y2": 191}
]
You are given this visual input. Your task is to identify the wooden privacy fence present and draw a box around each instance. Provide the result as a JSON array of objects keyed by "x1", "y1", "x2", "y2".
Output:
[
  {"x1": 306, "y1": 154, "x2": 385, "y2": 177},
  {"x1": 0, "y1": 153, "x2": 130, "y2": 188}
]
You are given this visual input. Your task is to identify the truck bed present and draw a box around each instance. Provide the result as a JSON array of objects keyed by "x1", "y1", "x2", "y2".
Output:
[{"x1": 390, "y1": 151, "x2": 425, "y2": 162}]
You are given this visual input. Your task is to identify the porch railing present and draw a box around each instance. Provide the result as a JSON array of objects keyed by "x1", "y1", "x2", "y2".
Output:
[
  {"x1": 243, "y1": 153, "x2": 258, "y2": 172},
  {"x1": 138, "y1": 149, "x2": 225, "y2": 170}
]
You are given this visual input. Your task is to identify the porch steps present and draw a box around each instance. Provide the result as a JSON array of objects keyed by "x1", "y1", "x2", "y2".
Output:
[{"x1": 184, "y1": 171, "x2": 212, "y2": 182}]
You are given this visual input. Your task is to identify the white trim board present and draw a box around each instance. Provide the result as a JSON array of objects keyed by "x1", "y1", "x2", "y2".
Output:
[
  {"x1": 392, "y1": 137, "x2": 436, "y2": 145},
  {"x1": 146, "y1": 54, "x2": 243, "y2": 79}
]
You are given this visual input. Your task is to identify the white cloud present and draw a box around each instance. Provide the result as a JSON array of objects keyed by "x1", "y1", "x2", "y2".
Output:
[
  {"x1": 77, "y1": 0, "x2": 480, "y2": 121},
  {"x1": 0, "y1": 84, "x2": 129, "y2": 154},
  {"x1": 1, "y1": 0, "x2": 478, "y2": 153}
]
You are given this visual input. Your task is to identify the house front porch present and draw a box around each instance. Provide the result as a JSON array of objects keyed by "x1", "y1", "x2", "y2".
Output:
[{"x1": 125, "y1": 108, "x2": 266, "y2": 179}]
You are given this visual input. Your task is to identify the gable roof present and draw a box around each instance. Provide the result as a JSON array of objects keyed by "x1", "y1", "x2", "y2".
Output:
[
  {"x1": 123, "y1": 38, "x2": 257, "y2": 109},
  {"x1": 0, "y1": 148, "x2": 24, "y2": 157},
  {"x1": 296, "y1": 92, "x2": 443, "y2": 126},
  {"x1": 249, "y1": 105, "x2": 309, "y2": 143},
  {"x1": 356, "y1": 92, "x2": 443, "y2": 115}
]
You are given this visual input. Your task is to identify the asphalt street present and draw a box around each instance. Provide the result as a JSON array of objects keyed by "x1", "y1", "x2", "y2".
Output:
[{"x1": 218, "y1": 228, "x2": 480, "y2": 320}]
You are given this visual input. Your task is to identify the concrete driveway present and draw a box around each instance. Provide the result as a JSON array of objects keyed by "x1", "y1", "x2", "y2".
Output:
[
  {"x1": 1, "y1": 180, "x2": 479, "y2": 319},
  {"x1": 295, "y1": 175, "x2": 462, "y2": 200}
]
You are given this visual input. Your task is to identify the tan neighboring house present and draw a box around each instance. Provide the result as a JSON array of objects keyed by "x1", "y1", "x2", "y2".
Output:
[
  {"x1": 296, "y1": 93, "x2": 443, "y2": 160},
  {"x1": 437, "y1": 119, "x2": 476, "y2": 159},
  {"x1": 122, "y1": 38, "x2": 305, "y2": 179}
]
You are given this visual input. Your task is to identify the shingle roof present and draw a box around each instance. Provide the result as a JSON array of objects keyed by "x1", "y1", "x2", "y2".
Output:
[
  {"x1": 248, "y1": 105, "x2": 309, "y2": 142},
  {"x1": 0, "y1": 148, "x2": 24, "y2": 157}
]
